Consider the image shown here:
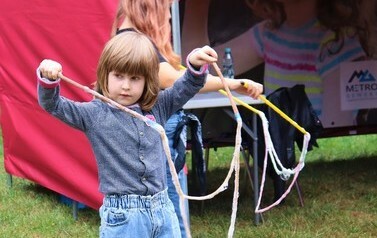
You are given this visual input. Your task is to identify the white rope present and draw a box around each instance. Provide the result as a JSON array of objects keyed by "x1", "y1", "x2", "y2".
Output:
[
  {"x1": 216, "y1": 90, "x2": 310, "y2": 214},
  {"x1": 254, "y1": 110, "x2": 310, "y2": 213}
]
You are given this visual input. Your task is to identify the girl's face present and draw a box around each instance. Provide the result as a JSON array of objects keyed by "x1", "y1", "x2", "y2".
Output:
[{"x1": 107, "y1": 71, "x2": 145, "y2": 107}]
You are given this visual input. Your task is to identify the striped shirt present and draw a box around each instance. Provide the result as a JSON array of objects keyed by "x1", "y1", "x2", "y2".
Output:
[{"x1": 250, "y1": 19, "x2": 365, "y2": 116}]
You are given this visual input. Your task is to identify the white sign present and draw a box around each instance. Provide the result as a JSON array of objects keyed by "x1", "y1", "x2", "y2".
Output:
[{"x1": 340, "y1": 61, "x2": 377, "y2": 110}]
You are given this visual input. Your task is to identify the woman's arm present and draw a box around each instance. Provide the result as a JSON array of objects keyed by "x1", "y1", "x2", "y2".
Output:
[
  {"x1": 158, "y1": 62, "x2": 184, "y2": 89},
  {"x1": 158, "y1": 61, "x2": 263, "y2": 99},
  {"x1": 202, "y1": 74, "x2": 263, "y2": 99}
]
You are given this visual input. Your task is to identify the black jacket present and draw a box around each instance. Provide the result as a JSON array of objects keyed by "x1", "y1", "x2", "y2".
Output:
[
  {"x1": 255, "y1": 84, "x2": 323, "y2": 177},
  {"x1": 174, "y1": 112, "x2": 207, "y2": 195}
]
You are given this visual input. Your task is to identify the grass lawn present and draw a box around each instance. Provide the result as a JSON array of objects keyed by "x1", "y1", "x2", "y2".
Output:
[{"x1": 1, "y1": 134, "x2": 377, "y2": 237}]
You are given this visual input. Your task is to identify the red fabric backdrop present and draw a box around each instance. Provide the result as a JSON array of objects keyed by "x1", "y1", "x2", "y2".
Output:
[{"x1": 0, "y1": 0, "x2": 118, "y2": 209}]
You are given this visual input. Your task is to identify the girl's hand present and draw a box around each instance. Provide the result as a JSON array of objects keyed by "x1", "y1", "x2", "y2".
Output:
[
  {"x1": 39, "y1": 59, "x2": 62, "y2": 80},
  {"x1": 188, "y1": 45, "x2": 218, "y2": 68}
]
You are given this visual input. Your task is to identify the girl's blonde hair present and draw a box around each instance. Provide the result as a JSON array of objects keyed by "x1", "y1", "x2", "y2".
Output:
[
  {"x1": 112, "y1": 0, "x2": 181, "y2": 69},
  {"x1": 96, "y1": 31, "x2": 160, "y2": 111}
]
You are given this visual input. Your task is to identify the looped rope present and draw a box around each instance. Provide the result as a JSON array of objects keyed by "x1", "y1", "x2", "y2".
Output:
[
  {"x1": 255, "y1": 111, "x2": 310, "y2": 213},
  {"x1": 219, "y1": 86, "x2": 310, "y2": 213},
  {"x1": 59, "y1": 69, "x2": 310, "y2": 237}
]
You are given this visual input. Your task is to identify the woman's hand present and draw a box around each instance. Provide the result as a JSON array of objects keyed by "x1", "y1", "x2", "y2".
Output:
[
  {"x1": 228, "y1": 78, "x2": 263, "y2": 99},
  {"x1": 38, "y1": 59, "x2": 62, "y2": 80}
]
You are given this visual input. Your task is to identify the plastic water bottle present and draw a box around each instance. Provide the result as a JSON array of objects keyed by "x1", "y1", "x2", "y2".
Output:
[{"x1": 222, "y1": 47, "x2": 235, "y2": 78}]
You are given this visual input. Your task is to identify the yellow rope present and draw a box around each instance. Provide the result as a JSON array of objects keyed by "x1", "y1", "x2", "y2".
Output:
[
  {"x1": 218, "y1": 89, "x2": 261, "y2": 114},
  {"x1": 237, "y1": 81, "x2": 308, "y2": 135},
  {"x1": 183, "y1": 62, "x2": 307, "y2": 134},
  {"x1": 258, "y1": 95, "x2": 307, "y2": 134}
]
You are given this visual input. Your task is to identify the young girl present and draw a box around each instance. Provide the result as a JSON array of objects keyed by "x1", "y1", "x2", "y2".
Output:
[{"x1": 37, "y1": 31, "x2": 217, "y2": 238}]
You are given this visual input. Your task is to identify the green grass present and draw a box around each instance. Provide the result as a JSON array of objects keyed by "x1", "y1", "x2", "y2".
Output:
[{"x1": 1, "y1": 134, "x2": 377, "y2": 237}]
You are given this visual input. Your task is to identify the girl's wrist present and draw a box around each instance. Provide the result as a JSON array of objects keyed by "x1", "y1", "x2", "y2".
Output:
[{"x1": 186, "y1": 49, "x2": 208, "y2": 75}]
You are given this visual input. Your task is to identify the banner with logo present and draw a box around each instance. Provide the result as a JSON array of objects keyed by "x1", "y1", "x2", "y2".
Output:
[{"x1": 340, "y1": 61, "x2": 377, "y2": 111}]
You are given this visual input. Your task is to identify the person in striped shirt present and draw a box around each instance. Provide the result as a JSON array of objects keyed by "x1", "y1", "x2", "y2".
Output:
[
  {"x1": 245, "y1": 0, "x2": 376, "y2": 202},
  {"x1": 247, "y1": 0, "x2": 376, "y2": 118}
]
